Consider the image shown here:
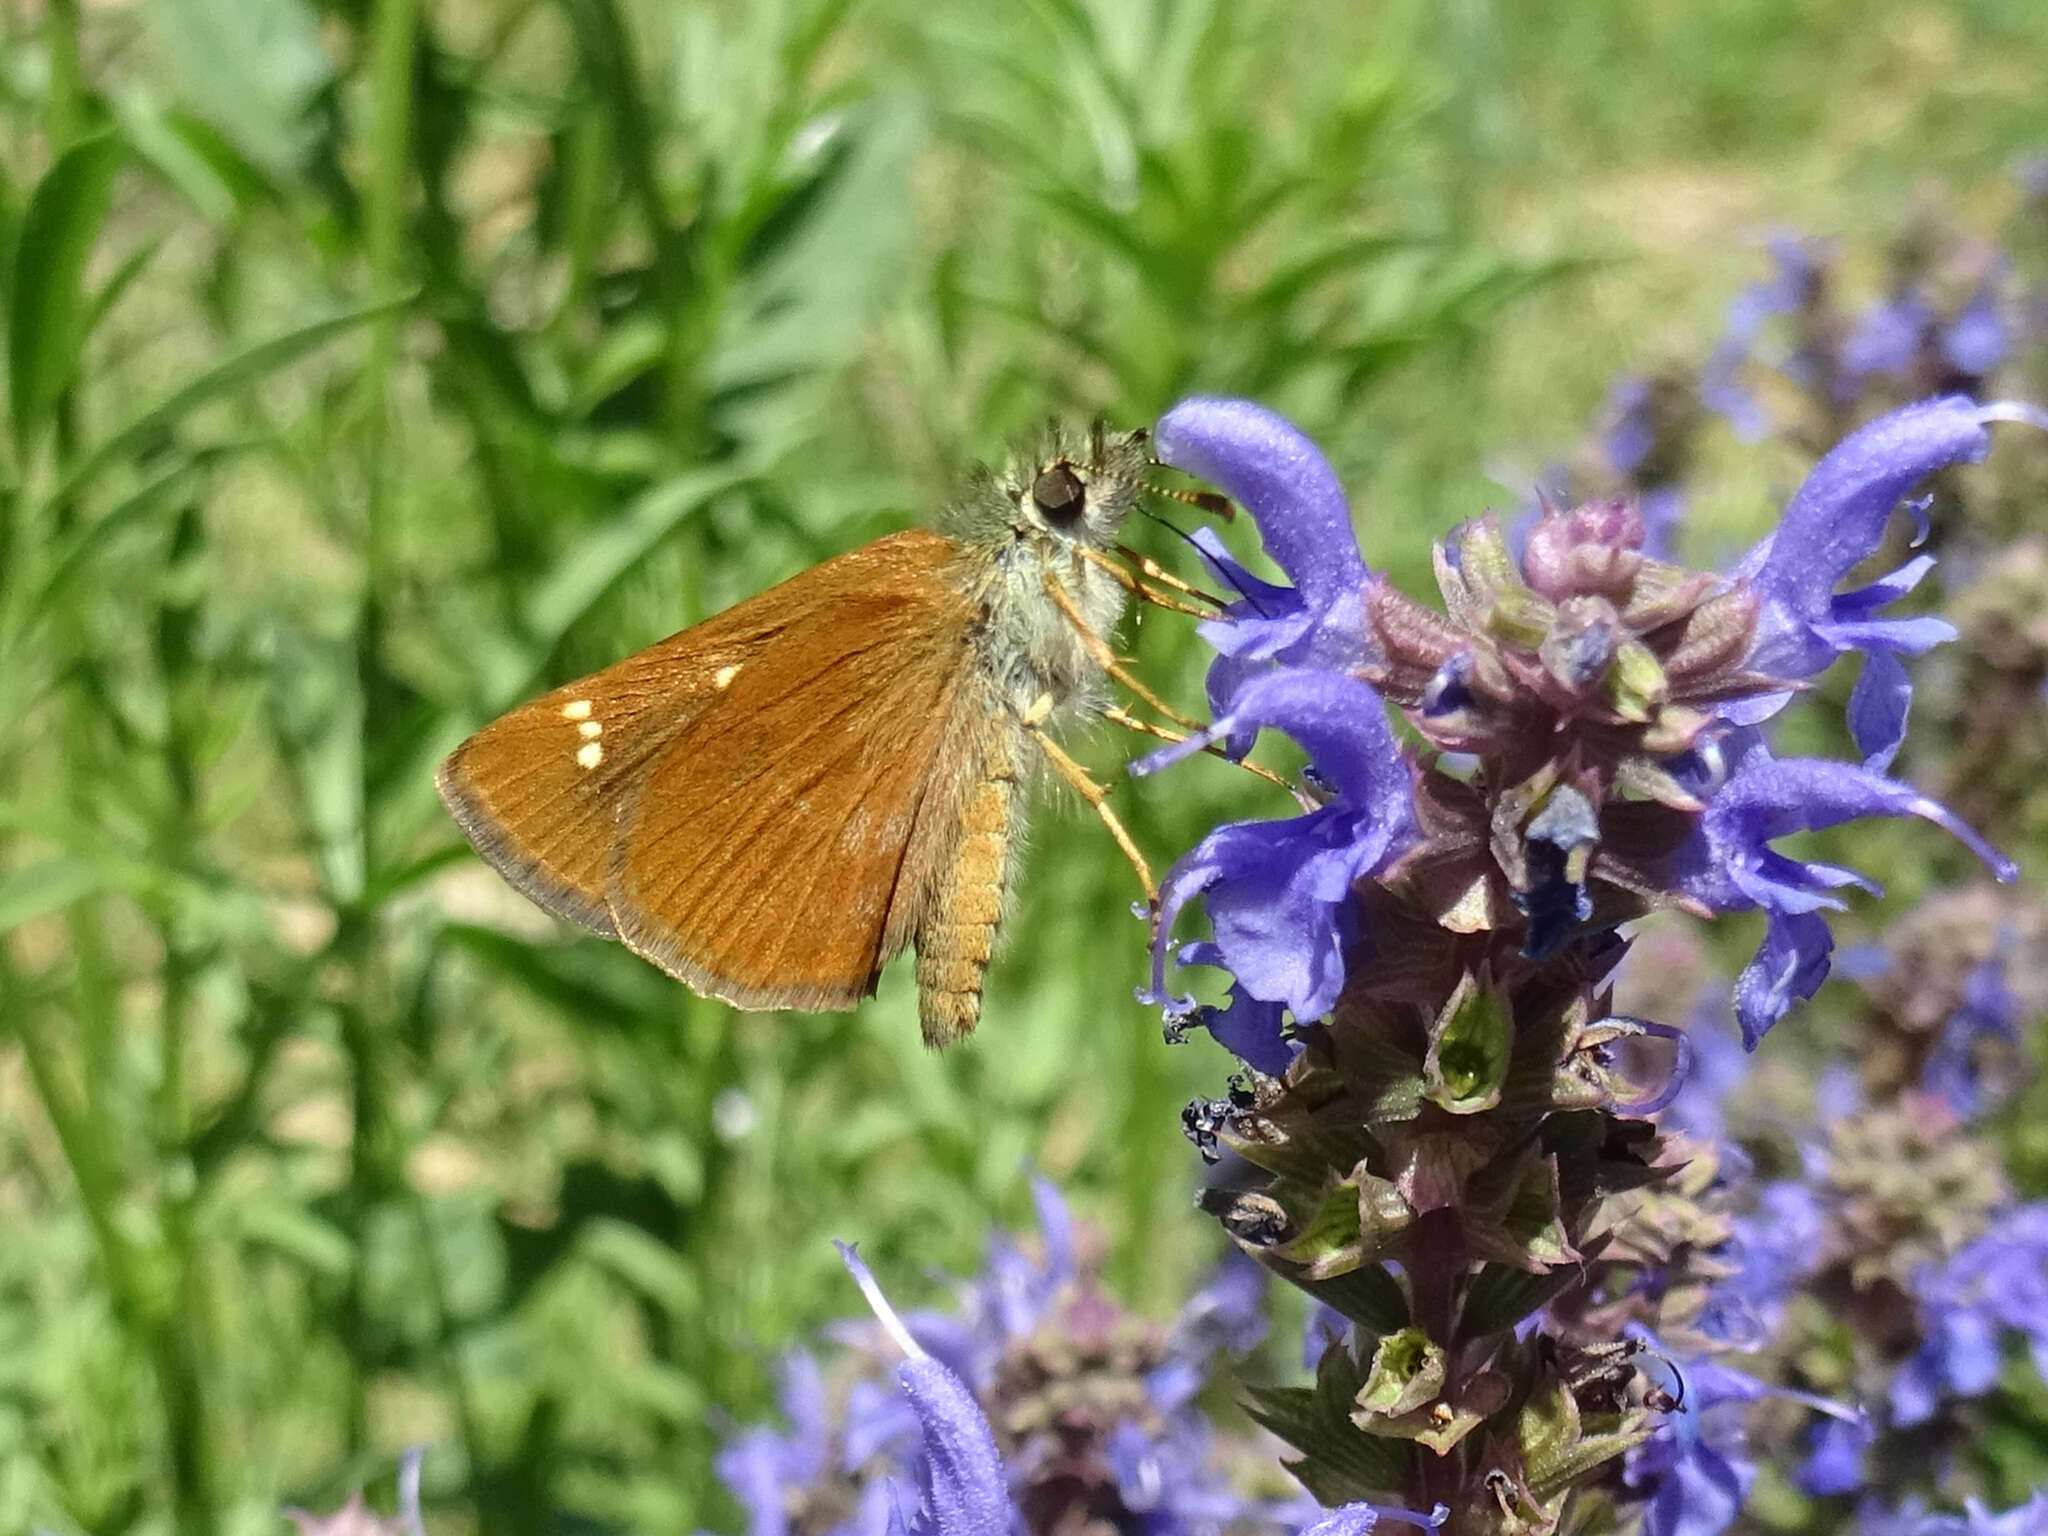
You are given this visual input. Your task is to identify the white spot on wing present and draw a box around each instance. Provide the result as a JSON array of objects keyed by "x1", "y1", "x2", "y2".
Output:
[
  {"x1": 578, "y1": 720, "x2": 603, "y2": 740},
  {"x1": 713, "y1": 665, "x2": 740, "y2": 690},
  {"x1": 576, "y1": 742, "x2": 603, "y2": 770},
  {"x1": 562, "y1": 698, "x2": 593, "y2": 720}
]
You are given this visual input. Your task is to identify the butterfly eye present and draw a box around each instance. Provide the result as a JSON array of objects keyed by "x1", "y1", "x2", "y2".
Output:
[{"x1": 1030, "y1": 463, "x2": 1087, "y2": 527}]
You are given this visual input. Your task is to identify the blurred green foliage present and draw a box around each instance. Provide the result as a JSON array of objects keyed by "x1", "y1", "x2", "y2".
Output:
[{"x1": 0, "y1": 0, "x2": 2042, "y2": 1532}]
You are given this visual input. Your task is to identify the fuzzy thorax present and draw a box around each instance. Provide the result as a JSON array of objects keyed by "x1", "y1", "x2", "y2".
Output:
[{"x1": 942, "y1": 422, "x2": 1151, "y2": 727}]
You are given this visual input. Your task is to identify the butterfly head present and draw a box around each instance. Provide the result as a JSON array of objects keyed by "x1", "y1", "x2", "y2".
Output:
[{"x1": 951, "y1": 421, "x2": 1151, "y2": 553}]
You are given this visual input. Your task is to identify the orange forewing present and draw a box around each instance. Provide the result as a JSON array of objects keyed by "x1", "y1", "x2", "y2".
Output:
[
  {"x1": 609, "y1": 533, "x2": 984, "y2": 1009},
  {"x1": 439, "y1": 627, "x2": 761, "y2": 938},
  {"x1": 437, "y1": 530, "x2": 982, "y2": 1008}
]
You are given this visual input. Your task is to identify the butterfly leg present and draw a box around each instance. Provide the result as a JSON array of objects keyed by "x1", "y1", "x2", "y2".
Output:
[
  {"x1": 1112, "y1": 543, "x2": 1225, "y2": 610},
  {"x1": 1095, "y1": 704, "x2": 1303, "y2": 796},
  {"x1": 1039, "y1": 570, "x2": 1203, "y2": 730},
  {"x1": 1020, "y1": 694, "x2": 1159, "y2": 916},
  {"x1": 1072, "y1": 542, "x2": 1216, "y2": 617}
]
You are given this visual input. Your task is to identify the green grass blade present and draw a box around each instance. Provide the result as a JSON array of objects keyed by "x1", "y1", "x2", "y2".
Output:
[
  {"x1": 518, "y1": 455, "x2": 769, "y2": 652},
  {"x1": 0, "y1": 856, "x2": 105, "y2": 933},
  {"x1": 7, "y1": 134, "x2": 124, "y2": 459},
  {"x1": 46, "y1": 292, "x2": 413, "y2": 510}
]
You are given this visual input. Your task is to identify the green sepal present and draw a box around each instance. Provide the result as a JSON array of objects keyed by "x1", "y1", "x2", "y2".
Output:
[
  {"x1": 1426, "y1": 972, "x2": 1513, "y2": 1114},
  {"x1": 1332, "y1": 1020, "x2": 1429, "y2": 1127},
  {"x1": 1520, "y1": 1383, "x2": 1653, "y2": 1502},
  {"x1": 1271, "y1": 1163, "x2": 1415, "y2": 1279},
  {"x1": 1352, "y1": 1327, "x2": 1508, "y2": 1453},
  {"x1": 1488, "y1": 586, "x2": 1557, "y2": 651},
  {"x1": 1437, "y1": 514, "x2": 1526, "y2": 628},
  {"x1": 1461, "y1": 1244, "x2": 1605, "y2": 1338},
  {"x1": 1463, "y1": 1151, "x2": 1579, "y2": 1274},
  {"x1": 1605, "y1": 637, "x2": 1668, "y2": 721},
  {"x1": 1355, "y1": 1326, "x2": 1445, "y2": 1420}
]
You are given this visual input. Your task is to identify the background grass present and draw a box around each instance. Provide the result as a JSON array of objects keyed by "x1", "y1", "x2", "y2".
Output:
[{"x1": 0, "y1": 1, "x2": 2044, "y2": 1531}]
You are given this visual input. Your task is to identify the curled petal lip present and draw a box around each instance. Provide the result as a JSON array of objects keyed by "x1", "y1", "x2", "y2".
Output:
[
  {"x1": 1739, "y1": 397, "x2": 2047, "y2": 689},
  {"x1": 1156, "y1": 397, "x2": 1367, "y2": 608},
  {"x1": 1155, "y1": 398, "x2": 1378, "y2": 710},
  {"x1": 1688, "y1": 750, "x2": 2016, "y2": 1045}
]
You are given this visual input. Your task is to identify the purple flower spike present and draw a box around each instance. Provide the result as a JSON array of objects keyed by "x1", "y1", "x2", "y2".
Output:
[
  {"x1": 715, "y1": 1357, "x2": 828, "y2": 1535},
  {"x1": 1686, "y1": 749, "x2": 2016, "y2": 1046},
  {"x1": 835, "y1": 1242, "x2": 1019, "y2": 1536},
  {"x1": 1137, "y1": 669, "x2": 1418, "y2": 1027},
  {"x1": 1892, "y1": 1204, "x2": 2048, "y2": 1427},
  {"x1": 1701, "y1": 235, "x2": 1826, "y2": 440},
  {"x1": 1924, "y1": 956, "x2": 2022, "y2": 1118},
  {"x1": 1943, "y1": 276, "x2": 2008, "y2": 378},
  {"x1": 1963, "y1": 1492, "x2": 2048, "y2": 1536},
  {"x1": 1840, "y1": 294, "x2": 1931, "y2": 385},
  {"x1": 1155, "y1": 397, "x2": 1376, "y2": 736},
  {"x1": 1732, "y1": 397, "x2": 2047, "y2": 758},
  {"x1": 1798, "y1": 1412, "x2": 1875, "y2": 1497},
  {"x1": 1604, "y1": 376, "x2": 1656, "y2": 476}
]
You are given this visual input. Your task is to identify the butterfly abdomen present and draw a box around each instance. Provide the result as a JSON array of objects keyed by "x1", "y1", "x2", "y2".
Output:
[{"x1": 913, "y1": 719, "x2": 1026, "y2": 1047}]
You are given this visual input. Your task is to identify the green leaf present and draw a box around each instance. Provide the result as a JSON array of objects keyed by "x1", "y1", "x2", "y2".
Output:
[
  {"x1": 0, "y1": 162, "x2": 19, "y2": 313},
  {"x1": 1252, "y1": 233, "x2": 1424, "y2": 314},
  {"x1": 709, "y1": 98, "x2": 922, "y2": 405},
  {"x1": 21, "y1": 460, "x2": 199, "y2": 631},
  {"x1": 235, "y1": 1199, "x2": 354, "y2": 1279},
  {"x1": 1243, "y1": 1344, "x2": 1410, "y2": 1501},
  {"x1": 80, "y1": 235, "x2": 162, "y2": 345},
  {"x1": 8, "y1": 135, "x2": 124, "y2": 458},
  {"x1": 0, "y1": 857, "x2": 104, "y2": 933},
  {"x1": 441, "y1": 923, "x2": 673, "y2": 1022},
  {"x1": 264, "y1": 631, "x2": 364, "y2": 904},
  {"x1": 1285, "y1": 1262, "x2": 1411, "y2": 1336},
  {"x1": 579, "y1": 1217, "x2": 699, "y2": 1319},
  {"x1": 112, "y1": 88, "x2": 273, "y2": 222},
  {"x1": 49, "y1": 293, "x2": 411, "y2": 509}
]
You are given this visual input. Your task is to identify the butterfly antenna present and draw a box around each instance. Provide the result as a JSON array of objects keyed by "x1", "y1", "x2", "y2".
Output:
[{"x1": 1148, "y1": 480, "x2": 1237, "y2": 521}]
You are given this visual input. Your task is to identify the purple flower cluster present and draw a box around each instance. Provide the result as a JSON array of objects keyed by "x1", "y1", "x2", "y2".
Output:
[
  {"x1": 1860, "y1": 1492, "x2": 2048, "y2": 1536},
  {"x1": 1142, "y1": 395, "x2": 2029, "y2": 1061},
  {"x1": 708, "y1": 1181, "x2": 1446, "y2": 1536},
  {"x1": 1600, "y1": 914, "x2": 2048, "y2": 1536},
  {"x1": 1702, "y1": 226, "x2": 2021, "y2": 444},
  {"x1": 1623, "y1": 1340, "x2": 1863, "y2": 1536},
  {"x1": 1891, "y1": 1206, "x2": 2048, "y2": 1429}
]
